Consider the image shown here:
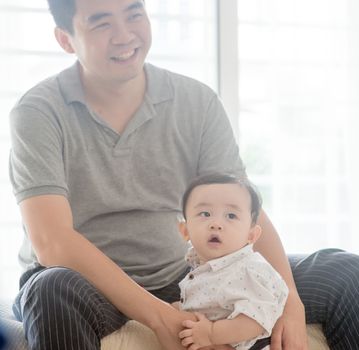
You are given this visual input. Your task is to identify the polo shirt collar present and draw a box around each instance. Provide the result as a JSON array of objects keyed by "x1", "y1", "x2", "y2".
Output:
[
  {"x1": 56, "y1": 61, "x2": 174, "y2": 106},
  {"x1": 57, "y1": 61, "x2": 86, "y2": 105},
  {"x1": 144, "y1": 62, "x2": 174, "y2": 104}
]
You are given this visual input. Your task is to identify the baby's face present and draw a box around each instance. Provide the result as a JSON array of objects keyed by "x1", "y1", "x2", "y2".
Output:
[{"x1": 182, "y1": 183, "x2": 259, "y2": 262}]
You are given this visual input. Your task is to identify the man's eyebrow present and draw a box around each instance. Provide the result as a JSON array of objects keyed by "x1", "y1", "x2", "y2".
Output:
[
  {"x1": 87, "y1": 2, "x2": 144, "y2": 24},
  {"x1": 87, "y1": 12, "x2": 112, "y2": 24},
  {"x1": 126, "y1": 1, "x2": 144, "y2": 12}
]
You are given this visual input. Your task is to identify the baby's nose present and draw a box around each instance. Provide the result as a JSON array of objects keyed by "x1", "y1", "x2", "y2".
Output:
[{"x1": 209, "y1": 222, "x2": 223, "y2": 230}]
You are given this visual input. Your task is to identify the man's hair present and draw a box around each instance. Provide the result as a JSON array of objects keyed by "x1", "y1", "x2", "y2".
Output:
[
  {"x1": 47, "y1": 0, "x2": 77, "y2": 34},
  {"x1": 182, "y1": 173, "x2": 262, "y2": 224}
]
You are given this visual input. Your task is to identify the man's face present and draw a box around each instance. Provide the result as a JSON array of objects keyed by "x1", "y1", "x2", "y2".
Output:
[
  {"x1": 181, "y1": 183, "x2": 259, "y2": 263},
  {"x1": 65, "y1": 0, "x2": 151, "y2": 86}
]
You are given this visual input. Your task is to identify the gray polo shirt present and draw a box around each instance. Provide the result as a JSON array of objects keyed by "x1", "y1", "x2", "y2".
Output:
[{"x1": 9, "y1": 62, "x2": 246, "y2": 289}]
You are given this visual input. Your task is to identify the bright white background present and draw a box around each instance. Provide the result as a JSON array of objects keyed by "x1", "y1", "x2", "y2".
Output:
[{"x1": 0, "y1": 0, "x2": 359, "y2": 299}]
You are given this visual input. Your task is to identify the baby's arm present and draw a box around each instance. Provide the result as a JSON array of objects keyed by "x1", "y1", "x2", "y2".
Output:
[{"x1": 179, "y1": 312, "x2": 265, "y2": 349}]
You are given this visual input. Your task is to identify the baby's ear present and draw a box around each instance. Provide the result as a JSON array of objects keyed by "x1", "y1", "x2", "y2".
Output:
[
  {"x1": 178, "y1": 221, "x2": 190, "y2": 241},
  {"x1": 248, "y1": 224, "x2": 262, "y2": 244}
]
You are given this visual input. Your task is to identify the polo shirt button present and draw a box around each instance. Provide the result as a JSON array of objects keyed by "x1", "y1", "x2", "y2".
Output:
[
  {"x1": 180, "y1": 298, "x2": 184, "y2": 303},
  {"x1": 189, "y1": 274, "x2": 194, "y2": 280}
]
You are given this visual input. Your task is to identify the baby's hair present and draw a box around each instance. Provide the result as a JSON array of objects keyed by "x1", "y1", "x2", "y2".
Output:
[{"x1": 182, "y1": 173, "x2": 262, "y2": 224}]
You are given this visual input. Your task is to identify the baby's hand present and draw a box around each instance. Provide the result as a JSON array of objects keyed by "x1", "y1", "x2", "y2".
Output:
[{"x1": 179, "y1": 312, "x2": 213, "y2": 350}]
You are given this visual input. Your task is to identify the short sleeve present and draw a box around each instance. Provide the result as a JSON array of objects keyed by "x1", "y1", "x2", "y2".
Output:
[
  {"x1": 198, "y1": 95, "x2": 247, "y2": 179},
  {"x1": 220, "y1": 263, "x2": 289, "y2": 335},
  {"x1": 9, "y1": 103, "x2": 68, "y2": 203}
]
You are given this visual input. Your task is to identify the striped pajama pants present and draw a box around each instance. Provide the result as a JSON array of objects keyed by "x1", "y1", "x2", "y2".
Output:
[{"x1": 13, "y1": 248, "x2": 359, "y2": 350}]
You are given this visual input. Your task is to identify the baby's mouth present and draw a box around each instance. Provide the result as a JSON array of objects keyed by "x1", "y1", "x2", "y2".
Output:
[{"x1": 208, "y1": 234, "x2": 222, "y2": 244}]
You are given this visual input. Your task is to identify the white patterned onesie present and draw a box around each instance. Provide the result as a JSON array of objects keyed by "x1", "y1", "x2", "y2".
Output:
[{"x1": 179, "y1": 244, "x2": 288, "y2": 350}]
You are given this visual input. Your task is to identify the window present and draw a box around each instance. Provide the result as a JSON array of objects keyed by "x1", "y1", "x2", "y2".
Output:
[
  {"x1": 0, "y1": 0, "x2": 217, "y2": 299},
  {"x1": 236, "y1": 0, "x2": 359, "y2": 253},
  {"x1": 1, "y1": 0, "x2": 359, "y2": 300}
]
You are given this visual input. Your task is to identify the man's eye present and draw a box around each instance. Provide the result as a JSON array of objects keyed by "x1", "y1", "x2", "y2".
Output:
[
  {"x1": 128, "y1": 13, "x2": 143, "y2": 21},
  {"x1": 93, "y1": 22, "x2": 110, "y2": 30},
  {"x1": 199, "y1": 211, "x2": 211, "y2": 217},
  {"x1": 226, "y1": 213, "x2": 237, "y2": 219}
]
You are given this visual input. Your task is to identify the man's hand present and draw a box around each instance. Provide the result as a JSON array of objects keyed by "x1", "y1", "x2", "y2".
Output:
[
  {"x1": 270, "y1": 292, "x2": 308, "y2": 350},
  {"x1": 179, "y1": 312, "x2": 213, "y2": 350},
  {"x1": 152, "y1": 305, "x2": 197, "y2": 350}
]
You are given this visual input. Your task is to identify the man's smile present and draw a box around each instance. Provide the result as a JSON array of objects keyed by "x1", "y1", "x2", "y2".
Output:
[{"x1": 110, "y1": 48, "x2": 137, "y2": 62}]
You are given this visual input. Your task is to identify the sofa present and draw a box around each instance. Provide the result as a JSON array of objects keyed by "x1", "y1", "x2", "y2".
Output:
[
  {"x1": 0, "y1": 299, "x2": 329, "y2": 350},
  {"x1": 101, "y1": 321, "x2": 330, "y2": 350}
]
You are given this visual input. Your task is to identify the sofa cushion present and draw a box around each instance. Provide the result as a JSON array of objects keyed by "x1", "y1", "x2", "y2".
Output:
[
  {"x1": 0, "y1": 300, "x2": 329, "y2": 350},
  {"x1": 101, "y1": 320, "x2": 330, "y2": 350}
]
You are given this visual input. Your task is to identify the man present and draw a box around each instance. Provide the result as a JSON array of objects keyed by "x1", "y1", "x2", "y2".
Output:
[{"x1": 9, "y1": 0, "x2": 359, "y2": 349}]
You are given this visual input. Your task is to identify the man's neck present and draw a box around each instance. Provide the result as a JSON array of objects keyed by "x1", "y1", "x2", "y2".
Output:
[
  {"x1": 79, "y1": 66, "x2": 147, "y2": 132},
  {"x1": 80, "y1": 67, "x2": 146, "y2": 108}
]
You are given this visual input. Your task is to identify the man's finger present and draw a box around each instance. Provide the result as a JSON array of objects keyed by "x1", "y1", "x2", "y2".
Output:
[{"x1": 270, "y1": 326, "x2": 283, "y2": 350}]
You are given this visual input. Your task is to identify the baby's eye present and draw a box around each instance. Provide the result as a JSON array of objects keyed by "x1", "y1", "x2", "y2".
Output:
[
  {"x1": 226, "y1": 213, "x2": 238, "y2": 219},
  {"x1": 199, "y1": 211, "x2": 211, "y2": 217}
]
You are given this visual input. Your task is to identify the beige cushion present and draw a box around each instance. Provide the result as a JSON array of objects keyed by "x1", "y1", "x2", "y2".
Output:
[
  {"x1": 307, "y1": 324, "x2": 329, "y2": 350},
  {"x1": 101, "y1": 321, "x2": 329, "y2": 350},
  {"x1": 0, "y1": 298, "x2": 329, "y2": 350},
  {"x1": 101, "y1": 321, "x2": 161, "y2": 350}
]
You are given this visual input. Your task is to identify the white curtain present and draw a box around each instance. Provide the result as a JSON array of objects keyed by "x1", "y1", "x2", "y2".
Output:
[
  {"x1": 1, "y1": 0, "x2": 358, "y2": 299},
  {"x1": 0, "y1": 0, "x2": 217, "y2": 299},
  {"x1": 346, "y1": 0, "x2": 359, "y2": 251},
  {"x1": 238, "y1": 0, "x2": 359, "y2": 254}
]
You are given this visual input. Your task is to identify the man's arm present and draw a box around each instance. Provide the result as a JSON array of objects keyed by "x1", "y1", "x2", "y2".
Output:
[
  {"x1": 254, "y1": 210, "x2": 308, "y2": 349},
  {"x1": 20, "y1": 194, "x2": 194, "y2": 350},
  {"x1": 254, "y1": 210, "x2": 295, "y2": 290}
]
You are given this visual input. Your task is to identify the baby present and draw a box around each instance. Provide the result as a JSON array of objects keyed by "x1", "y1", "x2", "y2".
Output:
[{"x1": 176, "y1": 173, "x2": 288, "y2": 350}]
